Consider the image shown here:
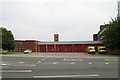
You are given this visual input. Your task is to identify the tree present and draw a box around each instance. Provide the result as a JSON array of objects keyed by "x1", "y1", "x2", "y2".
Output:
[
  {"x1": 100, "y1": 18, "x2": 120, "y2": 49},
  {"x1": 0, "y1": 28, "x2": 2, "y2": 49},
  {"x1": 0, "y1": 27, "x2": 15, "y2": 51}
]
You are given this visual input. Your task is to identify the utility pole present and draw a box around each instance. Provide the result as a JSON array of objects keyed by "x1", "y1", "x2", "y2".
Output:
[{"x1": 118, "y1": 0, "x2": 120, "y2": 19}]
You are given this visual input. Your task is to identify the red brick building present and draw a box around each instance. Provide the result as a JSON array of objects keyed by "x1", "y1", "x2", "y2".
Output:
[
  {"x1": 15, "y1": 40, "x2": 39, "y2": 52},
  {"x1": 15, "y1": 34, "x2": 102, "y2": 52},
  {"x1": 38, "y1": 41, "x2": 102, "y2": 52},
  {"x1": 93, "y1": 25, "x2": 106, "y2": 41}
]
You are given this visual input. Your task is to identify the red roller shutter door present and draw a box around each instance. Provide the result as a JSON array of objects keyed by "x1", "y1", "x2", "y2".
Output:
[
  {"x1": 47, "y1": 45, "x2": 54, "y2": 52},
  {"x1": 59, "y1": 45, "x2": 63, "y2": 52},
  {"x1": 64, "y1": 44, "x2": 69, "y2": 52},
  {"x1": 73, "y1": 44, "x2": 77, "y2": 52},
  {"x1": 68, "y1": 44, "x2": 72, "y2": 52},
  {"x1": 77, "y1": 44, "x2": 82, "y2": 52},
  {"x1": 73, "y1": 44, "x2": 82, "y2": 52},
  {"x1": 39, "y1": 45, "x2": 46, "y2": 52},
  {"x1": 83, "y1": 44, "x2": 87, "y2": 52},
  {"x1": 56, "y1": 45, "x2": 63, "y2": 52},
  {"x1": 56, "y1": 45, "x2": 59, "y2": 52}
]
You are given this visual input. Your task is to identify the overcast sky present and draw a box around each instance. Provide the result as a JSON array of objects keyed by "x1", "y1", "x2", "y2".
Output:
[{"x1": 0, "y1": 0, "x2": 118, "y2": 41}]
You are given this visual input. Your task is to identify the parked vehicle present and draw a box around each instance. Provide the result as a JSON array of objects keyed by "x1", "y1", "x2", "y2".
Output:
[
  {"x1": 23, "y1": 49, "x2": 32, "y2": 54},
  {"x1": 87, "y1": 46, "x2": 96, "y2": 54},
  {"x1": 97, "y1": 46, "x2": 107, "y2": 54}
]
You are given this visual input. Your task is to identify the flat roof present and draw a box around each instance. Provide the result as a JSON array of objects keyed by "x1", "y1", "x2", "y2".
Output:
[
  {"x1": 38, "y1": 41, "x2": 102, "y2": 45},
  {"x1": 15, "y1": 40, "x2": 39, "y2": 42}
]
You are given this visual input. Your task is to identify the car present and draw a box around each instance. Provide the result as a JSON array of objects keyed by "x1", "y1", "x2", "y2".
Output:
[
  {"x1": 87, "y1": 46, "x2": 96, "y2": 54},
  {"x1": 97, "y1": 46, "x2": 107, "y2": 54},
  {"x1": 23, "y1": 49, "x2": 32, "y2": 54}
]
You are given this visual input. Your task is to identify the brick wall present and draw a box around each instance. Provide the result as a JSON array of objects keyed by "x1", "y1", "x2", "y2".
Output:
[{"x1": 14, "y1": 40, "x2": 38, "y2": 52}]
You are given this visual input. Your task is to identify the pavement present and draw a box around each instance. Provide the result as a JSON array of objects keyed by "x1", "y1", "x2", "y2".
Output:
[{"x1": 0, "y1": 52, "x2": 118, "y2": 58}]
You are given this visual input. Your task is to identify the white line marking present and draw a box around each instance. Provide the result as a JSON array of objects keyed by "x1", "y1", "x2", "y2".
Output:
[
  {"x1": 63, "y1": 58, "x2": 66, "y2": 61},
  {"x1": 1, "y1": 70, "x2": 32, "y2": 73},
  {"x1": 89, "y1": 62, "x2": 93, "y2": 65},
  {"x1": 2, "y1": 64, "x2": 7, "y2": 66},
  {"x1": 10, "y1": 64, "x2": 36, "y2": 67},
  {"x1": 33, "y1": 74, "x2": 99, "y2": 78},
  {"x1": 53, "y1": 62, "x2": 58, "y2": 64},
  {"x1": 42, "y1": 58, "x2": 46, "y2": 61},
  {"x1": 70, "y1": 62, "x2": 76, "y2": 64},
  {"x1": 105, "y1": 62, "x2": 109, "y2": 65},
  {"x1": 79, "y1": 59, "x2": 83, "y2": 62},
  {"x1": 23, "y1": 64, "x2": 36, "y2": 66},
  {"x1": 38, "y1": 61, "x2": 41, "y2": 63},
  {"x1": 72, "y1": 59, "x2": 74, "y2": 61},
  {"x1": 112, "y1": 59, "x2": 118, "y2": 62},
  {"x1": 105, "y1": 59, "x2": 109, "y2": 62},
  {"x1": 64, "y1": 59, "x2": 83, "y2": 62},
  {"x1": 19, "y1": 62, "x2": 25, "y2": 64},
  {"x1": 36, "y1": 61, "x2": 41, "y2": 64}
]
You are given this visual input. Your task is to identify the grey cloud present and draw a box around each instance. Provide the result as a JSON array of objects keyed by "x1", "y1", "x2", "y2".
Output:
[{"x1": 1, "y1": 0, "x2": 117, "y2": 41}]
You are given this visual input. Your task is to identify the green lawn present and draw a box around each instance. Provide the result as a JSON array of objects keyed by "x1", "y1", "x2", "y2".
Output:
[
  {"x1": 0, "y1": 52, "x2": 22, "y2": 55},
  {"x1": 108, "y1": 52, "x2": 120, "y2": 56}
]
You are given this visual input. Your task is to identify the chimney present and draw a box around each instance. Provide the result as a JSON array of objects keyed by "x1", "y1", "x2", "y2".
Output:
[
  {"x1": 93, "y1": 34, "x2": 98, "y2": 41},
  {"x1": 100, "y1": 25, "x2": 105, "y2": 31},
  {"x1": 54, "y1": 34, "x2": 59, "y2": 42}
]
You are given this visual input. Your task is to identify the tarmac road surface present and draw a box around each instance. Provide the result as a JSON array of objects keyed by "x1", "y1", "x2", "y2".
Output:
[{"x1": 0, "y1": 52, "x2": 119, "y2": 79}]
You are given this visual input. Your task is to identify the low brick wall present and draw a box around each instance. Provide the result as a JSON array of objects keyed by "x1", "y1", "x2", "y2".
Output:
[{"x1": 107, "y1": 48, "x2": 120, "y2": 54}]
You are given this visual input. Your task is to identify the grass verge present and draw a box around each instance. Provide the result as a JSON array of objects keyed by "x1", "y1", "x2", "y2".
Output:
[
  {"x1": 0, "y1": 52, "x2": 22, "y2": 55},
  {"x1": 108, "y1": 52, "x2": 120, "y2": 56}
]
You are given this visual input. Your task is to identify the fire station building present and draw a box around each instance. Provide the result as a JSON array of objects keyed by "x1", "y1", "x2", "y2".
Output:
[
  {"x1": 15, "y1": 34, "x2": 102, "y2": 52},
  {"x1": 38, "y1": 41, "x2": 102, "y2": 52}
]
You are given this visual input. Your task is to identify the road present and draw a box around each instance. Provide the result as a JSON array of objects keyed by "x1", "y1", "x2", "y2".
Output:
[{"x1": 0, "y1": 53, "x2": 119, "y2": 79}]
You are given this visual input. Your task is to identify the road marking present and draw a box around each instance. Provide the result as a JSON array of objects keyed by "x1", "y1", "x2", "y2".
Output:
[
  {"x1": 108, "y1": 59, "x2": 118, "y2": 62},
  {"x1": 105, "y1": 62, "x2": 109, "y2": 65},
  {"x1": 38, "y1": 60, "x2": 41, "y2": 63},
  {"x1": 1, "y1": 70, "x2": 32, "y2": 73},
  {"x1": 9, "y1": 64, "x2": 36, "y2": 67},
  {"x1": 53, "y1": 62, "x2": 58, "y2": 64},
  {"x1": 33, "y1": 74, "x2": 99, "y2": 78},
  {"x1": 36, "y1": 61, "x2": 41, "y2": 64},
  {"x1": 70, "y1": 62, "x2": 76, "y2": 64},
  {"x1": 72, "y1": 59, "x2": 74, "y2": 61},
  {"x1": 42, "y1": 59, "x2": 45, "y2": 61},
  {"x1": 63, "y1": 58, "x2": 66, "y2": 61},
  {"x1": 79, "y1": 59, "x2": 83, "y2": 62},
  {"x1": 19, "y1": 62, "x2": 25, "y2": 64},
  {"x1": 89, "y1": 62, "x2": 93, "y2": 65},
  {"x1": 112, "y1": 59, "x2": 118, "y2": 62},
  {"x1": 0, "y1": 76, "x2": 2, "y2": 80},
  {"x1": 105, "y1": 59, "x2": 109, "y2": 62},
  {"x1": 2, "y1": 64, "x2": 7, "y2": 66},
  {"x1": 42, "y1": 58, "x2": 47, "y2": 61},
  {"x1": 63, "y1": 58, "x2": 83, "y2": 62},
  {"x1": 22, "y1": 64, "x2": 36, "y2": 66}
]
